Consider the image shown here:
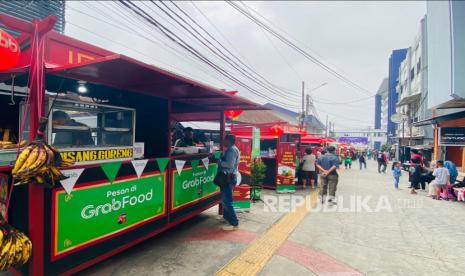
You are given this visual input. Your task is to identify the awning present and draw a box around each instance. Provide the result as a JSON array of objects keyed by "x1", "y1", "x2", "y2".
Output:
[
  {"x1": 46, "y1": 54, "x2": 264, "y2": 111},
  {"x1": 397, "y1": 93, "x2": 421, "y2": 106},
  {"x1": 408, "y1": 144, "x2": 434, "y2": 150},
  {"x1": 301, "y1": 135, "x2": 322, "y2": 144},
  {"x1": 413, "y1": 110, "x2": 465, "y2": 126}
]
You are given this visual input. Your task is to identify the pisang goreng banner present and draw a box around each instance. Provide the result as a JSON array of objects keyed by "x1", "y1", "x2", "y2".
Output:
[{"x1": 337, "y1": 137, "x2": 369, "y2": 147}]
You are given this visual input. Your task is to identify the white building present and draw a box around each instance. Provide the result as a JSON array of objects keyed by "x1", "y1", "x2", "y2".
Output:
[{"x1": 395, "y1": 15, "x2": 433, "y2": 151}]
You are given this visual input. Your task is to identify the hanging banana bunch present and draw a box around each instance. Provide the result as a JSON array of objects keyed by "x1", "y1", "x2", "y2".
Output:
[
  {"x1": 12, "y1": 140, "x2": 74, "y2": 187},
  {"x1": 0, "y1": 215, "x2": 32, "y2": 271}
]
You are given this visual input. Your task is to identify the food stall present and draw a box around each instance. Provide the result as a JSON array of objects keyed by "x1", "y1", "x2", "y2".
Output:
[
  {"x1": 232, "y1": 123, "x2": 301, "y2": 193},
  {"x1": 0, "y1": 14, "x2": 262, "y2": 275},
  {"x1": 300, "y1": 135, "x2": 323, "y2": 155}
]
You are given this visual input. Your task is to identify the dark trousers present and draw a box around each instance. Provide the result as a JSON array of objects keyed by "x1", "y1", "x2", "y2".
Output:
[{"x1": 220, "y1": 184, "x2": 238, "y2": 226}]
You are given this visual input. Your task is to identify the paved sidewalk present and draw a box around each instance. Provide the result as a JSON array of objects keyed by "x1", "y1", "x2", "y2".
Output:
[
  {"x1": 76, "y1": 160, "x2": 465, "y2": 276},
  {"x1": 289, "y1": 160, "x2": 465, "y2": 275}
]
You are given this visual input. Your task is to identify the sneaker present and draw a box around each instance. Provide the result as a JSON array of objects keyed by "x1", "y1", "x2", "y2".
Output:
[
  {"x1": 216, "y1": 216, "x2": 226, "y2": 222},
  {"x1": 221, "y1": 225, "x2": 239, "y2": 231}
]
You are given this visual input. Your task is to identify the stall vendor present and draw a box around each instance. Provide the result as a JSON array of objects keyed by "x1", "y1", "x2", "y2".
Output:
[
  {"x1": 52, "y1": 110, "x2": 94, "y2": 146},
  {"x1": 174, "y1": 127, "x2": 202, "y2": 147}
]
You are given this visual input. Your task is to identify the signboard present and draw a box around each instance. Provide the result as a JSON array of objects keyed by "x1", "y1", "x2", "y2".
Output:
[
  {"x1": 277, "y1": 143, "x2": 297, "y2": 193},
  {"x1": 337, "y1": 137, "x2": 369, "y2": 147},
  {"x1": 59, "y1": 147, "x2": 133, "y2": 164},
  {"x1": 439, "y1": 127, "x2": 465, "y2": 146},
  {"x1": 251, "y1": 127, "x2": 261, "y2": 158},
  {"x1": 237, "y1": 138, "x2": 252, "y2": 175},
  {"x1": 52, "y1": 172, "x2": 166, "y2": 257},
  {"x1": 171, "y1": 163, "x2": 219, "y2": 210}
]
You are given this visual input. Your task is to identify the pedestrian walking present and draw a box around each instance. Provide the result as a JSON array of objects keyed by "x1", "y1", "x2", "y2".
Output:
[
  {"x1": 433, "y1": 160, "x2": 450, "y2": 200},
  {"x1": 359, "y1": 152, "x2": 367, "y2": 170},
  {"x1": 392, "y1": 161, "x2": 402, "y2": 189},
  {"x1": 316, "y1": 146, "x2": 340, "y2": 205},
  {"x1": 377, "y1": 151, "x2": 387, "y2": 173},
  {"x1": 344, "y1": 153, "x2": 352, "y2": 169},
  {"x1": 218, "y1": 134, "x2": 240, "y2": 230},
  {"x1": 301, "y1": 148, "x2": 316, "y2": 188}
]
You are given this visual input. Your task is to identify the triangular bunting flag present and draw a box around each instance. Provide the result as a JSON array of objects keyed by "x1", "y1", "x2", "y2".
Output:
[
  {"x1": 190, "y1": 159, "x2": 199, "y2": 171},
  {"x1": 201, "y1": 157, "x2": 209, "y2": 171},
  {"x1": 175, "y1": 160, "x2": 186, "y2": 176},
  {"x1": 214, "y1": 151, "x2": 221, "y2": 159},
  {"x1": 156, "y1": 157, "x2": 170, "y2": 172},
  {"x1": 60, "y1": 168, "x2": 85, "y2": 195},
  {"x1": 101, "y1": 161, "x2": 122, "y2": 183},
  {"x1": 131, "y1": 159, "x2": 148, "y2": 178}
]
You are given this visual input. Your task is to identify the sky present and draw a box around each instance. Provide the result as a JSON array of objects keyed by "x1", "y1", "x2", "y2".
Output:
[{"x1": 65, "y1": 1, "x2": 426, "y2": 130}]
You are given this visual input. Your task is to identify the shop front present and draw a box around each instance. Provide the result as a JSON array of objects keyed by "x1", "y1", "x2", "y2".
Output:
[
  {"x1": 0, "y1": 14, "x2": 262, "y2": 275},
  {"x1": 415, "y1": 110, "x2": 465, "y2": 172}
]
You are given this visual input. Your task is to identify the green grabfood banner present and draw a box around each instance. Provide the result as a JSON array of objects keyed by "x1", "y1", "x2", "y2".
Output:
[
  {"x1": 53, "y1": 173, "x2": 166, "y2": 256},
  {"x1": 172, "y1": 163, "x2": 219, "y2": 210},
  {"x1": 252, "y1": 127, "x2": 261, "y2": 158}
]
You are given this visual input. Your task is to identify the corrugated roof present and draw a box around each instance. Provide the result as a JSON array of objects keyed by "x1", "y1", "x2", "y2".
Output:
[
  {"x1": 264, "y1": 103, "x2": 325, "y2": 129},
  {"x1": 235, "y1": 110, "x2": 284, "y2": 124}
]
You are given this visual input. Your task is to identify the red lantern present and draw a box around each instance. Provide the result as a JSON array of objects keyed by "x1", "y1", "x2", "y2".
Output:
[
  {"x1": 0, "y1": 29, "x2": 21, "y2": 71},
  {"x1": 270, "y1": 125, "x2": 284, "y2": 136},
  {"x1": 224, "y1": 110, "x2": 243, "y2": 120}
]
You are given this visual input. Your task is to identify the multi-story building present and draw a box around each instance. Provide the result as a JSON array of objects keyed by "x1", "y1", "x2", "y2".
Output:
[
  {"x1": 0, "y1": 1, "x2": 66, "y2": 35},
  {"x1": 414, "y1": 0, "x2": 465, "y2": 170},
  {"x1": 396, "y1": 16, "x2": 433, "y2": 161},
  {"x1": 373, "y1": 78, "x2": 388, "y2": 150},
  {"x1": 387, "y1": 49, "x2": 408, "y2": 144}
]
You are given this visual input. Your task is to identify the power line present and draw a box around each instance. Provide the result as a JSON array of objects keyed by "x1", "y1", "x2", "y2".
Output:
[
  {"x1": 151, "y1": 0, "x2": 301, "y2": 102},
  {"x1": 226, "y1": 1, "x2": 374, "y2": 97},
  {"x1": 69, "y1": 2, "x2": 238, "y2": 90},
  {"x1": 118, "y1": 0, "x2": 300, "y2": 108}
]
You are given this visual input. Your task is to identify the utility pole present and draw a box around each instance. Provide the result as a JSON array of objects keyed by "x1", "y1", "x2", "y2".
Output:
[
  {"x1": 325, "y1": 115, "x2": 329, "y2": 137},
  {"x1": 301, "y1": 81, "x2": 305, "y2": 129}
]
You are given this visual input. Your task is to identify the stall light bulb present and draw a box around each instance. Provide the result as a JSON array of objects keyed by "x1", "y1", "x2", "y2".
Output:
[
  {"x1": 77, "y1": 81, "x2": 88, "y2": 94},
  {"x1": 78, "y1": 85, "x2": 87, "y2": 93}
]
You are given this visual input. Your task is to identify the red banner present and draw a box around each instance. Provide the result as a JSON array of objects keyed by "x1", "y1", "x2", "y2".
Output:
[
  {"x1": 277, "y1": 142, "x2": 297, "y2": 185},
  {"x1": 236, "y1": 137, "x2": 252, "y2": 175}
]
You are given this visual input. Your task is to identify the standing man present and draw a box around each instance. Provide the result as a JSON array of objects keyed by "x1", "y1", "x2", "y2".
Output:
[
  {"x1": 219, "y1": 134, "x2": 240, "y2": 231},
  {"x1": 316, "y1": 146, "x2": 340, "y2": 206}
]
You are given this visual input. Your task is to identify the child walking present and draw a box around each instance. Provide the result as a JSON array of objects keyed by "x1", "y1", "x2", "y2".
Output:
[
  {"x1": 392, "y1": 161, "x2": 402, "y2": 189},
  {"x1": 433, "y1": 160, "x2": 450, "y2": 200}
]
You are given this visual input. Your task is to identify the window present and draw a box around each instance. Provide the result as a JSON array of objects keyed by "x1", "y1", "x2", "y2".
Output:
[
  {"x1": 410, "y1": 68, "x2": 415, "y2": 81},
  {"x1": 417, "y1": 59, "x2": 421, "y2": 75},
  {"x1": 49, "y1": 100, "x2": 135, "y2": 148}
]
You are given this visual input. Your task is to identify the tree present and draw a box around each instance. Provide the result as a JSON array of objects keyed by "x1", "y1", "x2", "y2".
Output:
[{"x1": 250, "y1": 158, "x2": 266, "y2": 200}]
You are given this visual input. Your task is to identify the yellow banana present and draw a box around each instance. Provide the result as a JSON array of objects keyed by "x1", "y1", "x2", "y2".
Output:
[
  {"x1": 12, "y1": 145, "x2": 33, "y2": 174},
  {"x1": 28, "y1": 145, "x2": 47, "y2": 172},
  {"x1": 17, "y1": 146, "x2": 39, "y2": 173}
]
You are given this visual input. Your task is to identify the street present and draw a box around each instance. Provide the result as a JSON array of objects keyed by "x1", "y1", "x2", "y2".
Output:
[{"x1": 78, "y1": 161, "x2": 465, "y2": 276}]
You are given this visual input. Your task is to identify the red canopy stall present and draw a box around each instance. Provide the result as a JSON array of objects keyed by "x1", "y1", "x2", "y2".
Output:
[
  {"x1": 0, "y1": 14, "x2": 262, "y2": 275},
  {"x1": 231, "y1": 122, "x2": 301, "y2": 193}
]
